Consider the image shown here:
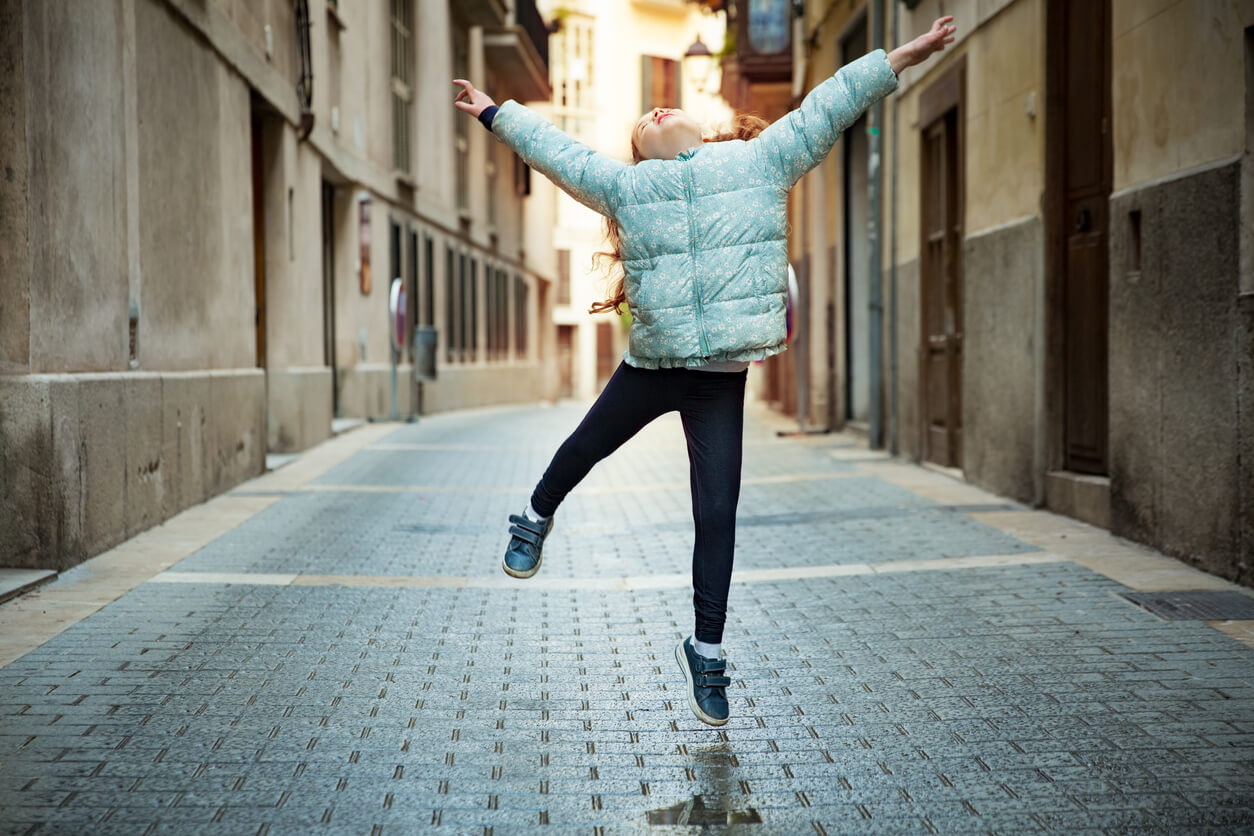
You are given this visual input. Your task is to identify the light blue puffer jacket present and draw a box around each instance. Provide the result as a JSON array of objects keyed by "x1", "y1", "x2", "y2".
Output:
[{"x1": 491, "y1": 50, "x2": 898, "y2": 369}]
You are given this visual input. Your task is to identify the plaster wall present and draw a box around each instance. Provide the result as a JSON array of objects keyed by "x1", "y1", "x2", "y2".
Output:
[
  {"x1": 0, "y1": 0, "x2": 29, "y2": 372},
  {"x1": 261, "y1": 132, "x2": 325, "y2": 371},
  {"x1": 1111, "y1": 0, "x2": 1248, "y2": 192},
  {"x1": 23, "y1": 0, "x2": 129, "y2": 372},
  {"x1": 892, "y1": 0, "x2": 1044, "y2": 264},
  {"x1": 414, "y1": 0, "x2": 457, "y2": 215},
  {"x1": 213, "y1": 0, "x2": 299, "y2": 90},
  {"x1": 134, "y1": 0, "x2": 254, "y2": 371}
]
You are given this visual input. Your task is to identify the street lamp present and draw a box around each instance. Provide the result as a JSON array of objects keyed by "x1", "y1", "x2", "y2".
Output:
[{"x1": 683, "y1": 34, "x2": 716, "y2": 94}]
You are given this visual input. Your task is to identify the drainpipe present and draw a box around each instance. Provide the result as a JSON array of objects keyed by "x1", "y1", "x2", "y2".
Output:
[
  {"x1": 888, "y1": 0, "x2": 899, "y2": 455},
  {"x1": 867, "y1": 0, "x2": 885, "y2": 449}
]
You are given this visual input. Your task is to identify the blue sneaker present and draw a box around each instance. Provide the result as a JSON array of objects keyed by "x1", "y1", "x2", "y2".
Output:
[
  {"x1": 502, "y1": 513, "x2": 553, "y2": 579},
  {"x1": 675, "y1": 637, "x2": 731, "y2": 726}
]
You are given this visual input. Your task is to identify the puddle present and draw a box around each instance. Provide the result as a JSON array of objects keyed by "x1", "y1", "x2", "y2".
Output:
[{"x1": 645, "y1": 795, "x2": 763, "y2": 826}]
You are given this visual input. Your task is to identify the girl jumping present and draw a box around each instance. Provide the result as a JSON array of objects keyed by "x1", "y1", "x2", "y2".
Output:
[{"x1": 454, "y1": 16, "x2": 956, "y2": 726}]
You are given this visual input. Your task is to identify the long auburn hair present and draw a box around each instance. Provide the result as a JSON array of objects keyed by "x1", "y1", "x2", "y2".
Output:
[{"x1": 588, "y1": 113, "x2": 770, "y2": 315}]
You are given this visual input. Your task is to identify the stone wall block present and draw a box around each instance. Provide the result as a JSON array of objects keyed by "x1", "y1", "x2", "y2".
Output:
[
  {"x1": 894, "y1": 259, "x2": 921, "y2": 460},
  {"x1": 160, "y1": 372, "x2": 209, "y2": 518},
  {"x1": 266, "y1": 368, "x2": 332, "y2": 453},
  {"x1": 1108, "y1": 189, "x2": 1161, "y2": 546},
  {"x1": 1110, "y1": 162, "x2": 1242, "y2": 579},
  {"x1": 78, "y1": 375, "x2": 127, "y2": 561},
  {"x1": 1155, "y1": 163, "x2": 1240, "y2": 573},
  {"x1": 207, "y1": 370, "x2": 265, "y2": 495},
  {"x1": 47, "y1": 376, "x2": 85, "y2": 567},
  {"x1": 960, "y1": 217, "x2": 1042, "y2": 503},
  {"x1": 1237, "y1": 293, "x2": 1253, "y2": 583},
  {"x1": 123, "y1": 374, "x2": 164, "y2": 539},
  {"x1": 0, "y1": 377, "x2": 51, "y2": 568}
]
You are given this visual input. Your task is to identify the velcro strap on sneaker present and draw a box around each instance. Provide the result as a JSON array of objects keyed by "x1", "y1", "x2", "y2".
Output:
[
  {"x1": 693, "y1": 657, "x2": 725, "y2": 673},
  {"x1": 696, "y1": 673, "x2": 731, "y2": 688},
  {"x1": 508, "y1": 514, "x2": 547, "y2": 535},
  {"x1": 508, "y1": 525, "x2": 543, "y2": 546}
]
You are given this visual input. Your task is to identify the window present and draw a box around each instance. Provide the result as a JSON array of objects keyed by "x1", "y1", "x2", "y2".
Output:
[
  {"x1": 515, "y1": 275, "x2": 528, "y2": 357},
  {"x1": 557, "y1": 249, "x2": 571, "y2": 306},
  {"x1": 458, "y1": 253, "x2": 469, "y2": 358},
  {"x1": 486, "y1": 265, "x2": 497, "y2": 359},
  {"x1": 641, "y1": 56, "x2": 680, "y2": 114},
  {"x1": 445, "y1": 245, "x2": 457, "y2": 362},
  {"x1": 390, "y1": 0, "x2": 413, "y2": 174},
  {"x1": 552, "y1": 12, "x2": 595, "y2": 138},
  {"x1": 422, "y1": 234, "x2": 435, "y2": 327},
  {"x1": 469, "y1": 259, "x2": 478, "y2": 359},
  {"x1": 487, "y1": 142, "x2": 498, "y2": 228},
  {"x1": 514, "y1": 157, "x2": 531, "y2": 197},
  {"x1": 495, "y1": 269, "x2": 509, "y2": 360},
  {"x1": 408, "y1": 227, "x2": 419, "y2": 350}
]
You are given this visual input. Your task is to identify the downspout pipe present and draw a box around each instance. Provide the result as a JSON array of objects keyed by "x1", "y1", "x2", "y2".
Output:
[
  {"x1": 867, "y1": 0, "x2": 885, "y2": 448},
  {"x1": 888, "y1": 0, "x2": 899, "y2": 455}
]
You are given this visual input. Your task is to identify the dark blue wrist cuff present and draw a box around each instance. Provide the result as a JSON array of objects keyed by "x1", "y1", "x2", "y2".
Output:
[{"x1": 478, "y1": 105, "x2": 499, "y2": 132}]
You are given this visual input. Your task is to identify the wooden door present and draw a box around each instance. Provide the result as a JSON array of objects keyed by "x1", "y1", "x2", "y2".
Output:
[
  {"x1": 1058, "y1": 0, "x2": 1111, "y2": 474},
  {"x1": 557, "y1": 325, "x2": 574, "y2": 398},
  {"x1": 596, "y1": 321, "x2": 615, "y2": 387},
  {"x1": 920, "y1": 109, "x2": 963, "y2": 467}
]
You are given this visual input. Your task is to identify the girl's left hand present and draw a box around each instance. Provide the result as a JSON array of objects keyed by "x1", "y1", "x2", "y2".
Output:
[
  {"x1": 888, "y1": 16, "x2": 957, "y2": 74},
  {"x1": 453, "y1": 79, "x2": 497, "y2": 117}
]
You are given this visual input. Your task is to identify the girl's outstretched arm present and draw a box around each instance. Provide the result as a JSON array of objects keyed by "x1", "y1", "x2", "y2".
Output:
[
  {"x1": 454, "y1": 80, "x2": 627, "y2": 218},
  {"x1": 753, "y1": 16, "x2": 956, "y2": 188}
]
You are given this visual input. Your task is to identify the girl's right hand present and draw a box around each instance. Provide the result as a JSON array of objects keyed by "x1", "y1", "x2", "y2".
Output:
[
  {"x1": 453, "y1": 79, "x2": 496, "y2": 117},
  {"x1": 887, "y1": 17, "x2": 957, "y2": 74}
]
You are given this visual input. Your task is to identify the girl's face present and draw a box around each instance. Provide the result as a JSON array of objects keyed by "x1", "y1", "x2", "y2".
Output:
[{"x1": 632, "y1": 107, "x2": 704, "y2": 161}]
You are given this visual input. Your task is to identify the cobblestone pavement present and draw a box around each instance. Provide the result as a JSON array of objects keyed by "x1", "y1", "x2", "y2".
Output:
[{"x1": 2, "y1": 402, "x2": 1253, "y2": 834}]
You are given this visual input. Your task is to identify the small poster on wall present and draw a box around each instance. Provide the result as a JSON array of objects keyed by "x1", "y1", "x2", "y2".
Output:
[{"x1": 358, "y1": 195, "x2": 372, "y2": 295}]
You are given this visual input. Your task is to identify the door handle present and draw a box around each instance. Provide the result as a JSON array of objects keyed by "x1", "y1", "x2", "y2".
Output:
[{"x1": 1075, "y1": 208, "x2": 1091, "y2": 233}]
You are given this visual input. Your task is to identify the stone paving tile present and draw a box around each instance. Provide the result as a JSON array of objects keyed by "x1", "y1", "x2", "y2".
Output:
[
  {"x1": 178, "y1": 408, "x2": 1036, "y2": 578},
  {"x1": 2, "y1": 559, "x2": 1254, "y2": 833},
  {"x1": 4, "y1": 405, "x2": 1254, "y2": 833}
]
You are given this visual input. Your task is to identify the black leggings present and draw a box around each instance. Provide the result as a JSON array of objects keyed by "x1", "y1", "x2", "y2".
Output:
[{"x1": 531, "y1": 362, "x2": 747, "y2": 644}]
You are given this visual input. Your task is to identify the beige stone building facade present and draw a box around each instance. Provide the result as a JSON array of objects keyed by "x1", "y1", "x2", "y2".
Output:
[
  {"x1": 538, "y1": 0, "x2": 732, "y2": 399},
  {"x1": 1, "y1": 0, "x2": 560, "y2": 570},
  {"x1": 717, "y1": 0, "x2": 1252, "y2": 582}
]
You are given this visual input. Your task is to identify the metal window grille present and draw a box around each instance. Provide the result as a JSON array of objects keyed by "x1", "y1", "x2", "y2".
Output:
[{"x1": 390, "y1": 0, "x2": 412, "y2": 174}]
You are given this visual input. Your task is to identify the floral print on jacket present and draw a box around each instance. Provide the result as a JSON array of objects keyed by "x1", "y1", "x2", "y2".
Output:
[{"x1": 490, "y1": 50, "x2": 899, "y2": 369}]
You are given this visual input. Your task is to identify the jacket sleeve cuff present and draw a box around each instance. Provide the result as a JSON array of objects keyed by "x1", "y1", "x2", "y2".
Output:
[{"x1": 478, "y1": 105, "x2": 500, "y2": 132}]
